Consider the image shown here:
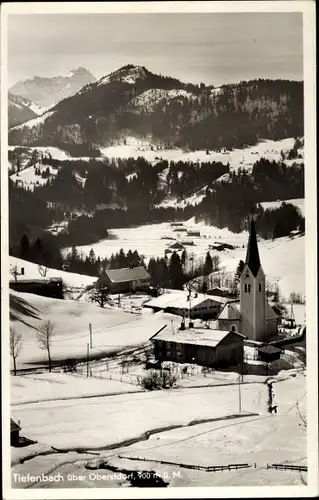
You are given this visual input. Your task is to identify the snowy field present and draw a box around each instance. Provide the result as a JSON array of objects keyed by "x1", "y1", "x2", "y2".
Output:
[
  {"x1": 98, "y1": 136, "x2": 301, "y2": 170},
  {"x1": 11, "y1": 373, "x2": 143, "y2": 405},
  {"x1": 11, "y1": 370, "x2": 307, "y2": 487},
  {"x1": 260, "y1": 198, "x2": 305, "y2": 217},
  {"x1": 9, "y1": 136, "x2": 302, "y2": 171},
  {"x1": 9, "y1": 289, "x2": 182, "y2": 368},
  {"x1": 68, "y1": 215, "x2": 305, "y2": 300}
]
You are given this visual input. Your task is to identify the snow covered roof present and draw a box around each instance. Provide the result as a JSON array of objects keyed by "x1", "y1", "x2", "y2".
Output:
[
  {"x1": 104, "y1": 266, "x2": 150, "y2": 284},
  {"x1": 145, "y1": 292, "x2": 227, "y2": 311},
  {"x1": 218, "y1": 301, "x2": 241, "y2": 320},
  {"x1": 266, "y1": 302, "x2": 279, "y2": 319},
  {"x1": 152, "y1": 327, "x2": 245, "y2": 348},
  {"x1": 258, "y1": 345, "x2": 281, "y2": 355}
]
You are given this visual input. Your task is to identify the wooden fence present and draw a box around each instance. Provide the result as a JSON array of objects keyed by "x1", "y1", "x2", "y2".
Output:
[
  {"x1": 118, "y1": 455, "x2": 252, "y2": 472},
  {"x1": 267, "y1": 463, "x2": 307, "y2": 472}
]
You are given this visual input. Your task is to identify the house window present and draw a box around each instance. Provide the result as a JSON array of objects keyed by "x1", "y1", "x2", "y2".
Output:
[{"x1": 259, "y1": 282, "x2": 262, "y2": 292}]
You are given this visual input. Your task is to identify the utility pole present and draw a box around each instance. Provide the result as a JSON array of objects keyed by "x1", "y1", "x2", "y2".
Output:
[
  {"x1": 87, "y1": 343, "x2": 89, "y2": 378},
  {"x1": 238, "y1": 373, "x2": 242, "y2": 411},
  {"x1": 89, "y1": 323, "x2": 92, "y2": 349}
]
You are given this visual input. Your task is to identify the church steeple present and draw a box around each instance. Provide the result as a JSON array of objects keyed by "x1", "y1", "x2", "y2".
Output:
[{"x1": 245, "y1": 217, "x2": 261, "y2": 277}]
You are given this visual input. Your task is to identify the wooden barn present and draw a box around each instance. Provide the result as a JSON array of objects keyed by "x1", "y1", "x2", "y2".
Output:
[
  {"x1": 9, "y1": 277, "x2": 63, "y2": 299},
  {"x1": 150, "y1": 326, "x2": 245, "y2": 368},
  {"x1": 97, "y1": 266, "x2": 150, "y2": 294}
]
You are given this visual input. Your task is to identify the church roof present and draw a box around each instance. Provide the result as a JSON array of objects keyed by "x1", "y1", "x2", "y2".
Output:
[
  {"x1": 245, "y1": 218, "x2": 261, "y2": 277},
  {"x1": 217, "y1": 301, "x2": 241, "y2": 320}
]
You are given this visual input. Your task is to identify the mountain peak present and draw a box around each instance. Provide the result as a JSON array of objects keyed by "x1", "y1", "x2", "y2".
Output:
[{"x1": 98, "y1": 64, "x2": 150, "y2": 86}]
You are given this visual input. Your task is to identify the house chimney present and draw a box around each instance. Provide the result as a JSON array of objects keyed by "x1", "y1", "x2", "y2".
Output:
[
  {"x1": 180, "y1": 322, "x2": 185, "y2": 331},
  {"x1": 21, "y1": 267, "x2": 25, "y2": 276},
  {"x1": 189, "y1": 321, "x2": 194, "y2": 329}
]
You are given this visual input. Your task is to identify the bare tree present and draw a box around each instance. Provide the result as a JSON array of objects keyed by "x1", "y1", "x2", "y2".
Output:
[
  {"x1": 10, "y1": 326, "x2": 23, "y2": 375},
  {"x1": 38, "y1": 265, "x2": 48, "y2": 278},
  {"x1": 90, "y1": 284, "x2": 109, "y2": 308},
  {"x1": 10, "y1": 265, "x2": 19, "y2": 283},
  {"x1": 36, "y1": 320, "x2": 55, "y2": 372}
]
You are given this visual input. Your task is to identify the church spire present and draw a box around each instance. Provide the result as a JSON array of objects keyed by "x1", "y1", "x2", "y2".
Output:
[{"x1": 245, "y1": 216, "x2": 261, "y2": 277}]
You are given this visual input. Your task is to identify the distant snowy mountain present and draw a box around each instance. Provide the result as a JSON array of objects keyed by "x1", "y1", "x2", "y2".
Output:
[
  {"x1": 9, "y1": 64, "x2": 303, "y2": 157},
  {"x1": 9, "y1": 67, "x2": 97, "y2": 109}
]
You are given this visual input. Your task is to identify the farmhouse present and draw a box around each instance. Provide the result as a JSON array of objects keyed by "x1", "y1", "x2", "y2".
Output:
[
  {"x1": 144, "y1": 291, "x2": 226, "y2": 319},
  {"x1": 209, "y1": 243, "x2": 235, "y2": 252},
  {"x1": 150, "y1": 326, "x2": 245, "y2": 368},
  {"x1": 168, "y1": 241, "x2": 184, "y2": 251},
  {"x1": 9, "y1": 277, "x2": 63, "y2": 299},
  {"x1": 216, "y1": 218, "x2": 279, "y2": 342},
  {"x1": 97, "y1": 266, "x2": 150, "y2": 294},
  {"x1": 187, "y1": 229, "x2": 201, "y2": 237}
]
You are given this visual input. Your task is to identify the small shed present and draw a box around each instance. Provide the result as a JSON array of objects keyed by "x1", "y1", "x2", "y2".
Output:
[
  {"x1": 11, "y1": 418, "x2": 21, "y2": 445},
  {"x1": 257, "y1": 345, "x2": 281, "y2": 363}
]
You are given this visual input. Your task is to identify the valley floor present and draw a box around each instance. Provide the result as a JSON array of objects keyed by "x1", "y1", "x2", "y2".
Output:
[{"x1": 11, "y1": 369, "x2": 307, "y2": 488}]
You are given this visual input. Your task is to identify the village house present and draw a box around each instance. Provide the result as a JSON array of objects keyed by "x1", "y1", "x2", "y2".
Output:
[
  {"x1": 144, "y1": 291, "x2": 226, "y2": 319},
  {"x1": 187, "y1": 229, "x2": 201, "y2": 237},
  {"x1": 216, "y1": 219, "x2": 279, "y2": 342},
  {"x1": 9, "y1": 277, "x2": 63, "y2": 299},
  {"x1": 150, "y1": 326, "x2": 245, "y2": 368},
  {"x1": 97, "y1": 266, "x2": 150, "y2": 294}
]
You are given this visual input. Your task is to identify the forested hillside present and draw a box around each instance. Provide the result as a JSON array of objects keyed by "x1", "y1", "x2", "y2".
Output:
[{"x1": 9, "y1": 65, "x2": 303, "y2": 155}]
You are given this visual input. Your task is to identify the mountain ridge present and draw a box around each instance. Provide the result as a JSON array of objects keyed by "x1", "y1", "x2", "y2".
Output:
[
  {"x1": 9, "y1": 67, "x2": 97, "y2": 109},
  {"x1": 9, "y1": 64, "x2": 303, "y2": 155}
]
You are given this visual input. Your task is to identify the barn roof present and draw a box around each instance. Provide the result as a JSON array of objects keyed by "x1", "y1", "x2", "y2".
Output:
[
  {"x1": 151, "y1": 327, "x2": 245, "y2": 348},
  {"x1": 218, "y1": 301, "x2": 242, "y2": 320},
  {"x1": 145, "y1": 291, "x2": 227, "y2": 311},
  {"x1": 103, "y1": 266, "x2": 150, "y2": 284},
  {"x1": 258, "y1": 345, "x2": 281, "y2": 355}
]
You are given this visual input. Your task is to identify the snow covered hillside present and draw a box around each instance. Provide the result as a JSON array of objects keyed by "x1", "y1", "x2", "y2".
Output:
[
  {"x1": 9, "y1": 257, "x2": 95, "y2": 288},
  {"x1": 69, "y1": 216, "x2": 305, "y2": 299},
  {"x1": 99, "y1": 136, "x2": 301, "y2": 170},
  {"x1": 9, "y1": 287, "x2": 180, "y2": 368}
]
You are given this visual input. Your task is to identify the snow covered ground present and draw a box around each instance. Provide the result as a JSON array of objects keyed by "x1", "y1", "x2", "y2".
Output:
[
  {"x1": 260, "y1": 198, "x2": 305, "y2": 217},
  {"x1": 10, "y1": 163, "x2": 59, "y2": 191},
  {"x1": 9, "y1": 287, "x2": 181, "y2": 368},
  {"x1": 67, "y1": 216, "x2": 305, "y2": 300},
  {"x1": 9, "y1": 256, "x2": 95, "y2": 288},
  {"x1": 98, "y1": 136, "x2": 301, "y2": 170},
  {"x1": 11, "y1": 370, "x2": 307, "y2": 487},
  {"x1": 10, "y1": 111, "x2": 55, "y2": 131},
  {"x1": 11, "y1": 373, "x2": 143, "y2": 405}
]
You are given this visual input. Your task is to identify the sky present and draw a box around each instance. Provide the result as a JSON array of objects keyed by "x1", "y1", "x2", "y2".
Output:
[{"x1": 7, "y1": 12, "x2": 303, "y2": 87}]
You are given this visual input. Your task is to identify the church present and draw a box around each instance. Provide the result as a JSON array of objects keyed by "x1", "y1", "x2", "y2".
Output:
[{"x1": 217, "y1": 218, "x2": 279, "y2": 342}]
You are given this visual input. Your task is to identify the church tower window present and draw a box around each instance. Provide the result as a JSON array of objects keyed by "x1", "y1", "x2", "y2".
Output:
[
  {"x1": 259, "y1": 282, "x2": 262, "y2": 292},
  {"x1": 244, "y1": 284, "x2": 247, "y2": 292},
  {"x1": 248, "y1": 284, "x2": 251, "y2": 293}
]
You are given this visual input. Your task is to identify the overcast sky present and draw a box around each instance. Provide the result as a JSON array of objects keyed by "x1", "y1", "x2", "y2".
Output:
[{"x1": 8, "y1": 12, "x2": 303, "y2": 87}]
